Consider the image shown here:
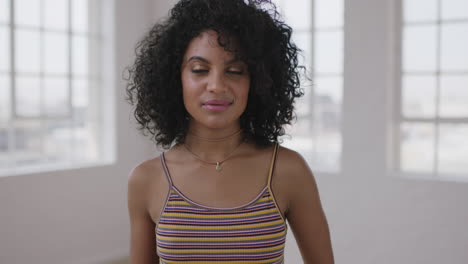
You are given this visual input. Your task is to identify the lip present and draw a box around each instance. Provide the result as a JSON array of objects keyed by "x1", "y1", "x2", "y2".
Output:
[{"x1": 202, "y1": 99, "x2": 232, "y2": 112}]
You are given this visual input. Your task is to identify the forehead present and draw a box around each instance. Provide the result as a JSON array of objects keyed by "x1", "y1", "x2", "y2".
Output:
[{"x1": 183, "y1": 30, "x2": 239, "y2": 61}]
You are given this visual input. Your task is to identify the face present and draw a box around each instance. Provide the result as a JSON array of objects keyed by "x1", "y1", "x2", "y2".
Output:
[{"x1": 181, "y1": 30, "x2": 250, "y2": 131}]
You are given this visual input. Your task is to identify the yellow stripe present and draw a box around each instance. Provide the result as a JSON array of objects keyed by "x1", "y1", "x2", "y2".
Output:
[
  {"x1": 157, "y1": 230, "x2": 286, "y2": 242},
  {"x1": 161, "y1": 207, "x2": 277, "y2": 219},
  {"x1": 158, "y1": 219, "x2": 284, "y2": 231},
  {"x1": 161, "y1": 255, "x2": 283, "y2": 264},
  {"x1": 167, "y1": 197, "x2": 270, "y2": 207},
  {"x1": 166, "y1": 201, "x2": 193, "y2": 206},
  {"x1": 158, "y1": 244, "x2": 284, "y2": 254}
]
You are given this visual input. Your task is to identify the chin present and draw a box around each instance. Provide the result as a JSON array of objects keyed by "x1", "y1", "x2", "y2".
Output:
[{"x1": 198, "y1": 117, "x2": 239, "y2": 130}]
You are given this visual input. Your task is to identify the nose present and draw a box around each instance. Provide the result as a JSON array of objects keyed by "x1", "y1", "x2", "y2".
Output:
[{"x1": 206, "y1": 71, "x2": 227, "y2": 93}]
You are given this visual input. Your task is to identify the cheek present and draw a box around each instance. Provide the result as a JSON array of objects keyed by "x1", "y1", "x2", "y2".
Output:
[
  {"x1": 182, "y1": 77, "x2": 202, "y2": 101},
  {"x1": 239, "y1": 81, "x2": 250, "y2": 103}
]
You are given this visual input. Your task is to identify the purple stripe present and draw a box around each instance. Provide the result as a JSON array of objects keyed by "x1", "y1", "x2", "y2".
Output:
[
  {"x1": 159, "y1": 214, "x2": 281, "y2": 224},
  {"x1": 158, "y1": 251, "x2": 283, "y2": 260},
  {"x1": 158, "y1": 227, "x2": 283, "y2": 238},
  {"x1": 157, "y1": 237, "x2": 286, "y2": 248}
]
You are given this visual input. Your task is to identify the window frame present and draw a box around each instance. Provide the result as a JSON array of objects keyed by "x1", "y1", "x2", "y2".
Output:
[
  {"x1": 273, "y1": 0, "x2": 345, "y2": 173},
  {"x1": 0, "y1": 0, "x2": 115, "y2": 177},
  {"x1": 393, "y1": 0, "x2": 468, "y2": 179}
]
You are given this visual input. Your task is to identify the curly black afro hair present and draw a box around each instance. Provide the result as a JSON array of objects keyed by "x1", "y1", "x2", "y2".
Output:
[{"x1": 126, "y1": 0, "x2": 305, "y2": 149}]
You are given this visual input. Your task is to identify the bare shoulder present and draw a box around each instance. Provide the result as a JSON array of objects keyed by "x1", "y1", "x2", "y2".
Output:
[
  {"x1": 127, "y1": 156, "x2": 166, "y2": 206},
  {"x1": 268, "y1": 145, "x2": 315, "y2": 217},
  {"x1": 128, "y1": 156, "x2": 163, "y2": 188},
  {"x1": 128, "y1": 156, "x2": 165, "y2": 263},
  {"x1": 276, "y1": 145, "x2": 313, "y2": 180},
  {"x1": 276, "y1": 145, "x2": 334, "y2": 263},
  {"x1": 275, "y1": 145, "x2": 318, "y2": 201}
]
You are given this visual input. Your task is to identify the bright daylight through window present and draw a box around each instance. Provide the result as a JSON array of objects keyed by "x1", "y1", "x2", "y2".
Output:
[
  {"x1": 399, "y1": 0, "x2": 468, "y2": 176},
  {"x1": 0, "y1": 0, "x2": 111, "y2": 175},
  {"x1": 273, "y1": 0, "x2": 344, "y2": 172}
]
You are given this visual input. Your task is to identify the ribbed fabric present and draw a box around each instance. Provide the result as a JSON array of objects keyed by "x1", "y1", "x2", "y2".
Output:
[{"x1": 156, "y1": 143, "x2": 287, "y2": 263}]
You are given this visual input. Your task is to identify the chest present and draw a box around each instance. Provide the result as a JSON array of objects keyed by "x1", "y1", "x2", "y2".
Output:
[
  {"x1": 155, "y1": 187, "x2": 287, "y2": 263},
  {"x1": 147, "y1": 159, "x2": 289, "y2": 227}
]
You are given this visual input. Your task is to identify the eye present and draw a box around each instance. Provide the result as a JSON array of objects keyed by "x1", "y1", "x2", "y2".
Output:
[
  {"x1": 228, "y1": 71, "x2": 243, "y2": 75},
  {"x1": 226, "y1": 69, "x2": 244, "y2": 75},
  {"x1": 191, "y1": 69, "x2": 208, "y2": 74}
]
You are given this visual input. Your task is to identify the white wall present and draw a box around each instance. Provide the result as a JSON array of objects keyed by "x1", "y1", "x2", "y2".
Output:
[
  {"x1": 154, "y1": 0, "x2": 468, "y2": 264},
  {"x1": 0, "y1": 0, "x2": 156, "y2": 263},
  {"x1": 1, "y1": 0, "x2": 467, "y2": 264}
]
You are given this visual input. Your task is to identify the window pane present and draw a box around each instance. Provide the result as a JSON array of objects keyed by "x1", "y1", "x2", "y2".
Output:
[
  {"x1": 0, "y1": 26, "x2": 9, "y2": 72},
  {"x1": 294, "y1": 33, "x2": 312, "y2": 115},
  {"x1": 440, "y1": 75, "x2": 468, "y2": 118},
  {"x1": 44, "y1": 32, "x2": 69, "y2": 74},
  {"x1": 75, "y1": 122, "x2": 98, "y2": 161},
  {"x1": 402, "y1": 75, "x2": 436, "y2": 118},
  {"x1": 292, "y1": 32, "x2": 312, "y2": 70},
  {"x1": 315, "y1": 76, "x2": 343, "y2": 105},
  {"x1": 0, "y1": 0, "x2": 9, "y2": 24},
  {"x1": 292, "y1": 31, "x2": 312, "y2": 117},
  {"x1": 282, "y1": 0, "x2": 312, "y2": 31},
  {"x1": 14, "y1": 121, "x2": 42, "y2": 165},
  {"x1": 15, "y1": 76, "x2": 41, "y2": 117},
  {"x1": 404, "y1": 0, "x2": 438, "y2": 23},
  {"x1": 438, "y1": 124, "x2": 468, "y2": 174},
  {"x1": 314, "y1": 31, "x2": 343, "y2": 74},
  {"x1": 295, "y1": 87, "x2": 311, "y2": 116},
  {"x1": 283, "y1": 120, "x2": 321, "y2": 167},
  {"x1": 403, "y1": 25, "x2": 437, "y2": 72},
  {"x1": 72, "y1": 79, "x2": 89, "y2": 108},
  {"x1": 313, "y1": 76, "x2": 342, "y2": 172},
  {"x1": 72, "y1": 0, "x2": 89, "y2": 33},
  {"x1": 14, "y1": 0, "x2": 40, "y2": 28},
  {"x1": 0, "y1": 127, "x2": 9, "y2": 167},
  {"x1": 0, "y1": 74, "x2": 10, "y2": 122},
  {"x1": 15, "y1": 29, "x2": 41, "y2": 73},
  {"x1": 72, "y1": 80, "x2": 93, "y2": 162},
  {"x1": 441, "y1": 23, "x2": 468, "y2": 71},
  {"x1": 281, "y1": 135, "x2": 315, "y2": 161},
  {"x1": 72, "y1": 35, "x2": 89, "y2": 76},
  {"x1": 44, "y1": 0, "x2": 69, "y2": 31},
  {"x1": 285, "y1": 118, "x2": 312, "y2": 138},
  {"x1": 315, "y1": 0, "x2": 343, "y2": 28},
  {"x1": 441, "y1": 0, "x2": 468, "y2": 20},
  {"x1": 281, "y1": 134, "x2": 310, "y2": 154},
  {"x1": 400, "y1": 122, "x2": 434, "y2": 173},
  {"x1": 286, "y1": 134, "x2": 316, "y2": 151},
  {"x1": 45, "y1": 120, "x2": 73, "y2": 162},
  {"x1": 1, "y1": 0, "x2": 105, "y2": 172},
  {"x1": 313, "y1": 126, "x2": 341, "y2": 172},
  {"x1": 72, "y1": 79, "x2": 88, "y2": 127},
  {"x1": 44, "y1": 77, "x2": 70, "y2": 116}
]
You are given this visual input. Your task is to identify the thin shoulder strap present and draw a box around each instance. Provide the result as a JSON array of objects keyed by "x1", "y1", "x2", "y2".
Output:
[
  {"x1": 160, "y1": 152, "x2": 174, "y2": 187},
  {"x1": 267, "y1": 143, "x2": 279, "y2": 188}
]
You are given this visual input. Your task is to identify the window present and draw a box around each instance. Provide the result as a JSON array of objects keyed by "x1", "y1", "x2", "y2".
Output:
[
  {"x1": 397, "y1": 0, "x2": 468, "y2": 176},
  {"x1": 273, "y1": 0, "x2": 344, "y2": 172},
  {"x1": 0, "y1": 0, "x2": 114, "y2": 176}
]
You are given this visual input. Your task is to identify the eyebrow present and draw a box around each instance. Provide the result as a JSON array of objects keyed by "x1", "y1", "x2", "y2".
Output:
[{"x1": 187, "y1": 56, "x2": 242, "y2": 65}]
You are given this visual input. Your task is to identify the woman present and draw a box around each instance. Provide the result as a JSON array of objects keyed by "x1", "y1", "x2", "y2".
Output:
[{"x1": 126, "y1": 0, "x2": 334, "y2": 263}]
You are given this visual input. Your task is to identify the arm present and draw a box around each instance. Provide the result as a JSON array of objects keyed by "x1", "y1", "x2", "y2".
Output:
[
  {"x1": 286, "y1": 153, "x2": 334, "y2": 264},
  {"x1": 128, "y1": 165, "x2": 159, "y2": 264}
]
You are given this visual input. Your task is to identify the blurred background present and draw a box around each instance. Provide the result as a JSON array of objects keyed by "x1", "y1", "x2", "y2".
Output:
[{"x1": 0, "y1": 0, "x2": 467, "y2": 263}]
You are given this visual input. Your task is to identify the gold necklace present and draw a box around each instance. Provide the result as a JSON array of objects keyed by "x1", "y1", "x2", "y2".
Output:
[{"x1": 183, "y1": 137, "x2": 246, "y2": 172}]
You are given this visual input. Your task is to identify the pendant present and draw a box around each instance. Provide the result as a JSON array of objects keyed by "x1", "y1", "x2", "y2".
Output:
[{"x1": 215, "y1": 162, "x2": 222, "y2": 172}]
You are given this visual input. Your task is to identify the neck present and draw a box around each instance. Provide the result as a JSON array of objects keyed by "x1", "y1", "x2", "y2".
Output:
[{"x1": 182, "y1": 125, "x2": 245, "y2": 161}]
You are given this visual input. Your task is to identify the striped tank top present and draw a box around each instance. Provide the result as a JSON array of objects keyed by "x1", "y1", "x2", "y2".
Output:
[{"x1": 156, "y1": 143, "x2": 287, "y2": 263}]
